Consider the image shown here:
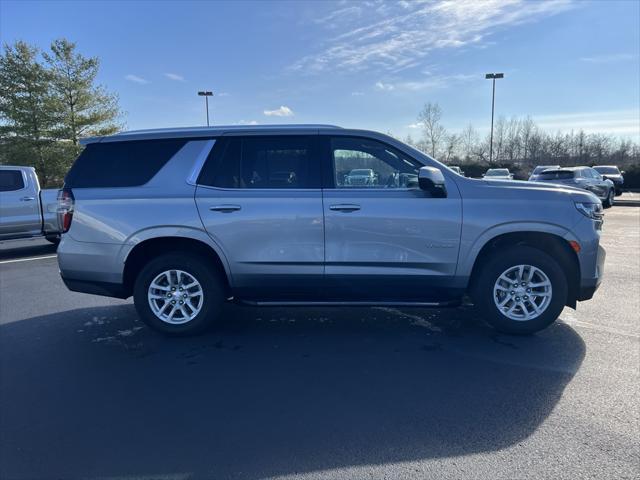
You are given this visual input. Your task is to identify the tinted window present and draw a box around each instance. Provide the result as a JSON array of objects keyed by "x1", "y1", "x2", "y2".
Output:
[
  {"x1": 0, "y1": 170, "x2": 25, "y2": 192},
  {"x1": 199, "y1": 136, "x2": 320, "y2": 189},
  {"x1": 65, "y1": 139, "x2": 188, "y2": 188},
  {"x1": 331, "y1": 137, "x2": 421, "y2": 189},
  {"x1": 594, "y1": 166, "x2": 619, "y2": 175},
  {"x1": 538, "y1": 171, "x2": 575, "y2": 180}
]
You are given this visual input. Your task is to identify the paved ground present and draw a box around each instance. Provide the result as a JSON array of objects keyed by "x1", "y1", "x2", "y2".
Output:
[{"x1": 1, "y1": 206, "x2": 638, "y2": 480}]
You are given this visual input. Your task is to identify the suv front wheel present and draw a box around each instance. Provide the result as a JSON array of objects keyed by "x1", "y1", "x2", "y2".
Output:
[
  {"x1": 472, "y1": 246, "x2": 568, "y2": 334},
  {"x1": 133, "y1": 253, "x2": 224, "y2": 335}
]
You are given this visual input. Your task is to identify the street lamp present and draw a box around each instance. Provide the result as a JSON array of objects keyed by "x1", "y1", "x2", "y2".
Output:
[
  {"x1": 197, "y1": 91, "x2": 213, "y2": 126},
  {"x1": 485, "y1": 73, "x2": 504, "y2": 163}
]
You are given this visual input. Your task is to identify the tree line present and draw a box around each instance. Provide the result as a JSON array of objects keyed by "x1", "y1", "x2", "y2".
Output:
[
  {"x1": 0, "y1": 39, "x2": 121, "y2": 187},
  {"x1": 406, "y1": 102, "x2": 639, "y2": 181}
]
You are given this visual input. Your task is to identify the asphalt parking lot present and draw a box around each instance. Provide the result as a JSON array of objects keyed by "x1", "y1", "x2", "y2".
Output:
[{"x1": 1, "y1": 205, "x2": 638, "y2": 480}]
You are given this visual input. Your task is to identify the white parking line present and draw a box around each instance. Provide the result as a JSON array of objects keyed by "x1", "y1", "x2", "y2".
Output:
[{"x1": 0, "y1": 255, "x2": 57, "y2": 265}]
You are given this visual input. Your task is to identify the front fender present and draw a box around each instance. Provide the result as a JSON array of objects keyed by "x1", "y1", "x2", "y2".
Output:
[{"x1": 456, "y1": 221, "x2": 579, "y2": 278}]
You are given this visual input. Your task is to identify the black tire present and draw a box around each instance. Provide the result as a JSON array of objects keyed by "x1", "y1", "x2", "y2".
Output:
[
  {"x1": 471, "y1": 246, "x2": 568, "y2": 335},
  {"x1": 133, "y1": 252, "x2": 225, "y2": 336},
  {"x1": 603, "y1": 189, "x2": 614, "y2": 208}
]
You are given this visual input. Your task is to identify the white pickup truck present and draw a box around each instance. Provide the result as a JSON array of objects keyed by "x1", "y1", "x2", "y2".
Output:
[{"x1": 0, "y1": 166, "x2": 61, "y2": 244}]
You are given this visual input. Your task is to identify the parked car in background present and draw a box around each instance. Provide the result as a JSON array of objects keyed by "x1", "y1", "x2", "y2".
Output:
[
  {"x1": 344, "y1": 168, "x2": 378, "y2": 186},
  {"x1": 531, "y1": 166, "x2": 615, "y2": 208},
  {"x1": 449, "y1": 165, "x2": 465, "y2": 176},
  {"x1": 593, "y1": 165, "x2": 624, "y2": 196},
  {"x1": 529, "y1": 165, "x2": 560, "y2": 181},
  {"x1": 57, "y1": 125, "x2": 605, "y2": 337},
  {"x1": 0, "y1": 166, "x2": 61, "y2": 244},
  {"x1": 483, "y1": 168, "x2": 514, "y2": 180}
]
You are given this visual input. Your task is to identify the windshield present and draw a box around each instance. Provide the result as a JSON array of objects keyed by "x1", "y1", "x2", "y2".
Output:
[
  {"x1": 593, "y1": 166, "x2": 620, "y2": 175},
  {"x1": 349, "y1": 169, "x2": 372, "y2": 175},
  {"x1": 486, "y1": 169, "x2": 509, "y2": 176},
  {"x1": 538, "y1": 171, "x2": 575, "y2": 180}
]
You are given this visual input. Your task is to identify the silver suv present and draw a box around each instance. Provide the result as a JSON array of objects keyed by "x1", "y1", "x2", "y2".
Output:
[{"x1": 57, "y1": 125, "x2": 605, "y2": 335}]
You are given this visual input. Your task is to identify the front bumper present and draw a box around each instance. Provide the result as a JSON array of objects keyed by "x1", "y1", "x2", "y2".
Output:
[{"x1": 577, "y1": 244, "x2": 606, "y2": 301}]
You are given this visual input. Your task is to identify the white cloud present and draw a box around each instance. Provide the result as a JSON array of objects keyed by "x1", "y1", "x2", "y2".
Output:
[
  {"x1": 217, "y1": 92, "x2": 230, "y2": 97},
  {"x1": 263, "y1": 106, "x2": 294, "y2": 117},
  {"x1": 375, "y1": 73, "x2": 478, "y2": 92},
  {"x1": 375, "y1": 81, "x2": 395, "y2": 91},
  {"x1": 407, "y1": 122, "x2": 425, "y2": 129},
  {"x1": 164, "y1": 73, "x2": 185, "y2": 81},
  {"x1": 580, "y1": 53, "x2": 637, "y2": 63},
  {"x1": 238, "y1": 120, "x2": 259, "y2": 125},
  {"x1": 125, "y1": 74, "x2": 149, "y2": 84},
  {"x1": 351, "y1": 91, "x2": 365, "y2": 96},
  {"x1": 291, "y1": 0, "x2": 573, "y2": 73}
]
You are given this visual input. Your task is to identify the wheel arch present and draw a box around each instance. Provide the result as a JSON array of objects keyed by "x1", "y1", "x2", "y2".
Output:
[
  {"x1": 121, "y1": 230, "x2": 233, "y2": 298},
  {"x1": 467, "y1": 231, "x2": 581, "y2": 308}
]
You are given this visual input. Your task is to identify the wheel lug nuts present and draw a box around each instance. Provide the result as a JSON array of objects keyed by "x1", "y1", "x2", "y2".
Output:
[
  {"x1": 171, "y1": 300, "x2": 176, "y2": 304},
  {"x1": 171, "y1": 287, "x2": 175, "y2": 291},
  {"x1": 524, "y1": 295, "x2": 529, "y2": 300},
  {"x1": 183, "y1": 294, "x2": 187, "y2": 298},
  {"x1": 526, "y1": 288, "x2": 531, "y2": 293},
  {"x1": 179, "y1": 301, "x2": 184, "y2": 305},
  {"x1": 521, "y1": 282, "x2": 526, "y2": 286},
  {"x1": 166, "y1": 293, "x2": 171, "y2": 298},
  {"x1": 515, "y1": 296, "x2": 521, "y2": 301}
]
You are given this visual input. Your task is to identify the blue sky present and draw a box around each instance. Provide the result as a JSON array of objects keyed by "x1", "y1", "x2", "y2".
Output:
[{"x1": 2, "y1": 0, "x2": 639, "y2": 140}]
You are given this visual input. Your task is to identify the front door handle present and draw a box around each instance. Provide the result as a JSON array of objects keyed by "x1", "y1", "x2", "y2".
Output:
[
  {"x1": 210, "y1": 204, "x2": 241, "y2": 213},
  {"x1": 329, "y1": 204, "x2": 361, "y2": 212},
  {"x1": 20, "y1": 196, "x2": 35, "y2": 201}
]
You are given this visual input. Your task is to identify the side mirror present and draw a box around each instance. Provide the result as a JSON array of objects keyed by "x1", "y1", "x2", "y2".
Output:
[
  {"x1": 621, "y1": 170, "x2": 625, "y2": 175},
  {"x1": 418, "y1": 166, "x2": 447, "y2": 197}
]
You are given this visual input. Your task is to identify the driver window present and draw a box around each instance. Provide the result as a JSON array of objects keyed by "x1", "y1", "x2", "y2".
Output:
[{"x1": 331, "y1": 137, "x2": 421, "y2": 189}]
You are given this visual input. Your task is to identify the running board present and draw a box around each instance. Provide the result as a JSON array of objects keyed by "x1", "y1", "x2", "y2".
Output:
[{"x1": 234, "y1": 299, "x2": 461, "y2": 308}]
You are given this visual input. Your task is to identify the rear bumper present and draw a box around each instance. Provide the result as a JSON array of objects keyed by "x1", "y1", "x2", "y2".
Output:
[{"x1": 61, "y1": 275, "x2": 129, "y2": 299}]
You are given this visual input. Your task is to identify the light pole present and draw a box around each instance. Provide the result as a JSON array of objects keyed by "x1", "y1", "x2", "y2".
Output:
[
  {"x1": 197, "y1": 91, "x2": 213, "y2": 126},
  {"x1": 485, "y1": 73, "x2": 504, "y2": 163}
]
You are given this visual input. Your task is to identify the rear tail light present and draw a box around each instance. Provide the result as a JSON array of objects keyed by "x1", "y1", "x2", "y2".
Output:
[{"x1": 57, "y1": 188, "x2": 75, "y2": 233}]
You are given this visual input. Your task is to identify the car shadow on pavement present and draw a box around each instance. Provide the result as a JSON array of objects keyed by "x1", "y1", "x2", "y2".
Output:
[{"x1": 0, "y1": 303, "x2": 585, "y2": 480}]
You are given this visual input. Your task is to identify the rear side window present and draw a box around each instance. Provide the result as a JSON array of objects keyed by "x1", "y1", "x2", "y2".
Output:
[
  {"x1": 0, "y1": 170, "x2": 25, "y2": 191},
  {"x1": 65, "y1": 139, "x2": 188, "y2": 188},
  {"x1": 198, "y1": 136, "x2": 320, "y2": 189},
  {"x1": 538, "y1": 171, "x2": 574, "y2": 180}
]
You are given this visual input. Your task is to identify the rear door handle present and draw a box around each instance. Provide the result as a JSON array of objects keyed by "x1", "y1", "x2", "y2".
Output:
[
  {"x1": 329, "y1": 204, "x2": 361, "y2": 212},
  {"x1": 20, "y1": 196, "x2": 35, "y2": 201},
  {"x1": 210, "y1": 204, "x2": 241, "y2": 213}
]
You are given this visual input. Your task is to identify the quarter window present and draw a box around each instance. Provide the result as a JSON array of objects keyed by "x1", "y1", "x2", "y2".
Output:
[
  {"x1": 0, "y1": 170, "x2": 25, "y2": 192},
  {"x1": 330, "y1": 137, "x2": 421, "y2": 189},
  {"x1": 199, "y1": 136, "x2": 320, "y2": 189}
]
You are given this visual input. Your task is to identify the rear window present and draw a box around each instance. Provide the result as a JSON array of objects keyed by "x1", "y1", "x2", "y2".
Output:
[
  {"x1": 538, "y1": 171, "x2": 575, "y2": 180},
  {"x1": 65, "y1": 139, "x2": 188, "y2": 188},
  {"x1": 198, "y1": 136, "x2": 320, "y2": 189},
  {"x1": 0, "y1": 170, "x2": 25, "y2": 192}
]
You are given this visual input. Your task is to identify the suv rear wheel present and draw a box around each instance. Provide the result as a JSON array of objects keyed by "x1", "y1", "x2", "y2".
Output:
[
  {"x1": 133, "y1": 253, "x2": 224, "y2": 335},
  {"x1": 472, "y1": 246, "x2": 568, "y2": 334}
]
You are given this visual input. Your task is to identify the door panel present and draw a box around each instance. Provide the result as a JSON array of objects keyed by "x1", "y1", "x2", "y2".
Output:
[
  {"x1": 196, "y1": 188, "x2": 324, "y2": 298},
  {"x1": 0, "y1": 169, "x2": 40, "y2": 239},
  {"x1": 322, "y1": 136, "x2": 462, "y2": 301},
  {"x1": 194, "y1": 135, "x2": 324, "y2": 299},
  {"x1": 323, "y1": 189, "x2": 462, "y2": 300}
]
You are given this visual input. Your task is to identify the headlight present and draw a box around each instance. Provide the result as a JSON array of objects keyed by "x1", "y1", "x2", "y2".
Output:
[{"x1": 575, "y1": 202, "x2": 603, "y2": 220}]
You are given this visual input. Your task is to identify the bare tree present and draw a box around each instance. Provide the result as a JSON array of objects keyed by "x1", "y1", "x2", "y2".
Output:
[{"x1": 417, "y1": 102, "x2": 446, "y2": 158}]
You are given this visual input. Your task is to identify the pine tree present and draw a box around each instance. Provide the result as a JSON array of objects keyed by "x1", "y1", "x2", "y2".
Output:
[{"x1": 44, "y1": 38, "x2": 121, "y2": 145}]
